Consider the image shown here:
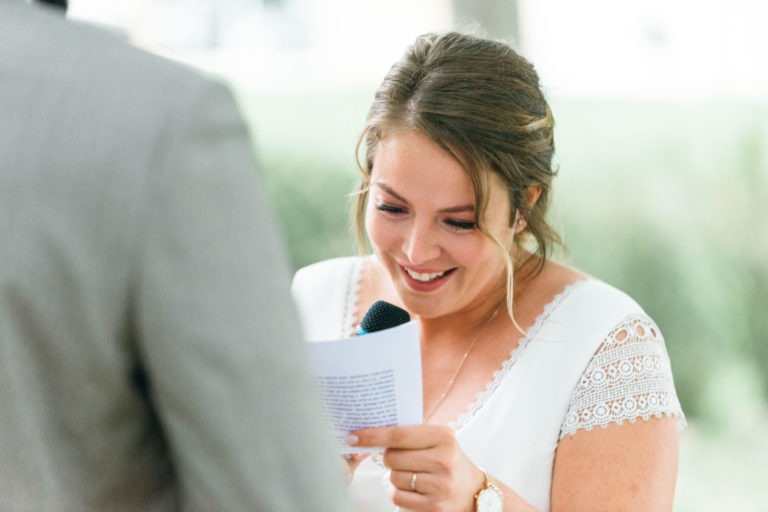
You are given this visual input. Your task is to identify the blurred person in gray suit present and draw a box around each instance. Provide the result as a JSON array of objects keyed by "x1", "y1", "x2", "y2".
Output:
[{"x1": 0, "y1": 2, "x2": 348, "y2": 511}]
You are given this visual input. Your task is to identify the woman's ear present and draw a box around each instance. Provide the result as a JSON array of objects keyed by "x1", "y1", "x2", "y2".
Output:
[
  {"x1": 513, "y1": 186, "x2": 542, "y2": 233},
  {"x1": 526, "y1": 186, "x2": 542, "y2": 208}
]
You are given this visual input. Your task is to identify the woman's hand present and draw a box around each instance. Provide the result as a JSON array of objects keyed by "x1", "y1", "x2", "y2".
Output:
[{"x1": 347, "y1": 424, "x2": 485, "y2": 512}]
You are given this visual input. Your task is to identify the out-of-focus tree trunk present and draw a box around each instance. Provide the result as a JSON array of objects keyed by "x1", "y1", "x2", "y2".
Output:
[{"x1": 453, "y1": 0, "x2": 519, "y2": 42}]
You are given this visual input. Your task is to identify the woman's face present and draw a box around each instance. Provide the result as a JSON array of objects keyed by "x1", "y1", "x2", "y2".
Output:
[{"x1": 365, "y1": 129, "x2": 515, "y2": 319}]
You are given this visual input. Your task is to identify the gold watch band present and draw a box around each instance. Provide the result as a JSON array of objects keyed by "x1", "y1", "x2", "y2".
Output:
[
  {"x1": 474, "y1": 467, "x2": 503, "y2": 512},
  {"x1": 475, "y1": 467, "x2": 490, "y2": 494}
]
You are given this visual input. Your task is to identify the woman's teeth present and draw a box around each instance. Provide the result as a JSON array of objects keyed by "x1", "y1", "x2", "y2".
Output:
[{"x1": 406, "y1": 269, "x2": 446, "y2": 282}]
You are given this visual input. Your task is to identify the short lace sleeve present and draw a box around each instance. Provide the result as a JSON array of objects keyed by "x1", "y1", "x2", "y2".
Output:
[{"x1": 559, "y1": 314, "x2": 685, "y2": 439}]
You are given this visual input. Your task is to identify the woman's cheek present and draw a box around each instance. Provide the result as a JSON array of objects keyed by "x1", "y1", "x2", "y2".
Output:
[{"x1": 366, "y1": 211, "x2": 394, "y2": 251}]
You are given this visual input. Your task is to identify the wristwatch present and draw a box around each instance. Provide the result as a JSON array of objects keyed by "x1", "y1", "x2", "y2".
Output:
[{"x1": 474, "y1": 468, "x2": 503, "y2": 512}]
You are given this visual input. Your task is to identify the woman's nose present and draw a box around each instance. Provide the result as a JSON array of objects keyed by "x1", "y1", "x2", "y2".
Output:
[{"x1": 402, "y1": 222, "x2": 441, "y2": 265}]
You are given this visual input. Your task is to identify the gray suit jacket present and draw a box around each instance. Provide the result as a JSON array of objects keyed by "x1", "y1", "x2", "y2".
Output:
[{"x1": 0, "y1": 3, "x2": 348, "y2": 511}]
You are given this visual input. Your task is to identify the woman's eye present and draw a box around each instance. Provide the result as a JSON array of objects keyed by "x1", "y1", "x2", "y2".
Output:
[
  {"x1": 376, "y1": 203, "x2": 406, "y2": 215},
  {"x1": 445, "y1": 219, "x2": 477, "y2": 231}
]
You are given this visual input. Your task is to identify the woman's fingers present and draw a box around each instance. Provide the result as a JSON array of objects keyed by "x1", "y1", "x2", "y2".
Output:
[
  {"x1": 390, "y1": 467, "x2": 453, "y2": 496},
  {"x1": 347, "y1": 425, "x2": 453, "y2": 474},
  {"x1": 382, "y1": 446, "x2": 442, "y2": 473},
  {"x1": 391, "y1": 468, "x2": 416, "y2": 491},
  {"x1": 387, "y1": 470, "x2": 438, "y2": 512},
  {"x1": 347, "y1": 424, "x2": 451, "y2": 450},
  {"x1": 388, "y1": 484, "x2": 432, "y2": 511},
  {"x1": 347, "y1": 424, "x2": 481, "y2": 511}
]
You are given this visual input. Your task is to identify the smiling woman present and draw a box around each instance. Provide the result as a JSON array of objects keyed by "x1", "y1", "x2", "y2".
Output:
[
  {"x1": 292, "y1": 31, "x2": 686, "y2": 512},
  {"x1": 363, "y1": 130, "x2": 515, "y2": 322}
]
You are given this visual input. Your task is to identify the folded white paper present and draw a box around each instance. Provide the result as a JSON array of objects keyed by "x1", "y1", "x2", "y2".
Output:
[{"x1": 306, "y1": 321, "x2": 423, "y2": 453}]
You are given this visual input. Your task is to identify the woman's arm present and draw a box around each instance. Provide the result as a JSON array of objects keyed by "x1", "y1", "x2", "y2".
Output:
[
  {"x1": 551, "y1": 314, "x2": 683, "y2": 511},
  {"x1": 551, "y1": 417, "x2": 679, "y2": 511}
]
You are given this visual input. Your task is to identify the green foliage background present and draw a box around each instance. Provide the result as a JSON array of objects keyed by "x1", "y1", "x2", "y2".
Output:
[{"x1": 237, "y1": 89, "x2": 768, "y2": 510}]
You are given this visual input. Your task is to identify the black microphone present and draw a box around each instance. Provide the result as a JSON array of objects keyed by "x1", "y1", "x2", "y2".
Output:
[{"x1": 354, "y1": 301, "x2": 410, "y2": 335}]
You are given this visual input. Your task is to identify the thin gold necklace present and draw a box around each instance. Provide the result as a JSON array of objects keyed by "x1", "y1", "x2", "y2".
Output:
[{"x1": 423, "y1": 301, "x2": 504, "y2": 423}]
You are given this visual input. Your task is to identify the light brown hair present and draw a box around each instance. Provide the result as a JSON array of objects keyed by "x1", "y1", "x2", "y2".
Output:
[{"x1": 354, "y1": 32, "x2": 561, "y2": 320}]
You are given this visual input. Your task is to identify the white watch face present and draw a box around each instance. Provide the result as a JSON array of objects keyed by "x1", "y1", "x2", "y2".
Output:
[{"x1": 477, "y1": 484, "x2": 503, "y2": 512}]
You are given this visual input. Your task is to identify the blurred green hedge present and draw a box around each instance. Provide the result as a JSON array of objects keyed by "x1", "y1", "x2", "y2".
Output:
[{"x1": 238, "y1": 89, "x2": 768, "y2": 423}]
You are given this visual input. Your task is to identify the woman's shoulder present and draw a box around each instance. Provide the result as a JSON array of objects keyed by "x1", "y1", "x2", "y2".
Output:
[
  {"x1": 543, "y1": 261, "x2": 647, "y2": 320},
  {"x1": 557, "y1": 282, "x2": 685, "y2": 439},
  {"x1": 577, "y1": 278, "x2": 648, "y2": 321},
  {"x1": 529, "y1": 262, "x2": 654, "y2": 354}
]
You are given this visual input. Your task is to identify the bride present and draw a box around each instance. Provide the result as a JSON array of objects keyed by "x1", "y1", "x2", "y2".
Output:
[{"x1": 293, "y1": 31, "x2": 685, "y2": 512}]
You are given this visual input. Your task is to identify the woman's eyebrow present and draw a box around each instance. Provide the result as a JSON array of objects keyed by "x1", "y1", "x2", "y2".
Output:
[
  {"x1": 439, "y1": 205, "x2": 475, "y2": 214},
  {"x1": 373, "y1": 181, "x2": 475, "y2": 213},
  {"x1": 373, "y1": 182, "x2": 408, "y2": 203}
]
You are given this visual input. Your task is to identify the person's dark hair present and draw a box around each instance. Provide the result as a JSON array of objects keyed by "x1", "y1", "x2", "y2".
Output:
[
  {"x1": 354, "y1": 31, "x2": 561, "y2": 317},
  {"x1": 36, "y1": 0, "x2": 68, "y2": 12}
]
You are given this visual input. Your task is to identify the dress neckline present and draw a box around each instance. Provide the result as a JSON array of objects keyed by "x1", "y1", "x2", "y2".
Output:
[
  {"x1": 451, "y1": 278, "x2": 591, "y2": 431},
  {"x1": 340, "y1": 256, "x2": 366, "y2": 337},
  {"x1": 341, "y1": 255, "x2": 592, "y2": 431}
]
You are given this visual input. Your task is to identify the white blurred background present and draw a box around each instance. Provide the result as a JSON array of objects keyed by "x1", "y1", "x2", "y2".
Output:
[{"x1": 68, "y1": 0, "x2": 768, "y2": 99}]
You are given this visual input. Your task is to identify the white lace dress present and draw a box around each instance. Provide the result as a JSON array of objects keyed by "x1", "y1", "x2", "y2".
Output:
[{"x1": 292, "y1": 256, "x2": 685, "y2": 512}]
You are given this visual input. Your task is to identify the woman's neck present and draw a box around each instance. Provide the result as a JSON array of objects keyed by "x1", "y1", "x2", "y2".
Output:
[{"x1": 415, "y1": 284, "x2": 507, "y2": 343}]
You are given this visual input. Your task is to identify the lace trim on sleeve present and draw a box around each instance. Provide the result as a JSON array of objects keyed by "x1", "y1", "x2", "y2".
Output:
[{"x1": 559, "y1": 314, "x2": 686, "y2": 439}]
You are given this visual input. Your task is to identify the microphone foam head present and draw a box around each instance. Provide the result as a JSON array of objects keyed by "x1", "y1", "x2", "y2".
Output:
[{"x1": 359, "y1": 301, "x2": 411, "y2": 333}]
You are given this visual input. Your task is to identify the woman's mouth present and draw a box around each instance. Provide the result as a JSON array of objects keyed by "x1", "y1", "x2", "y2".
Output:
[
  {"x1": 401, "y1": 266, "x2": 456, "y2": 289},
  {"x1": 405, "y1": 268, "x2": 446, "y2": 282}
]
